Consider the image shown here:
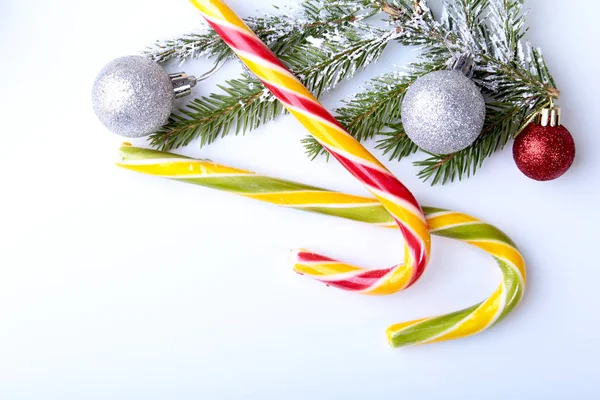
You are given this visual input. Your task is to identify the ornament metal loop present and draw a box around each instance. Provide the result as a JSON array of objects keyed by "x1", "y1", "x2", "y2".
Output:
[
  {"x1": 169, "y1": 59, "x2": 227, "y2": 98},
  {"x1": 195, "y1": 59, "x2": 228, "y2": 81}
]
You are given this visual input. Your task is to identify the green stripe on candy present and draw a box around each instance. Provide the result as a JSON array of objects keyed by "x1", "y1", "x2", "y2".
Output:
[
  {"x1": 433, "y1": 223, "x2": 518, "y2": 248},
  {"x1": 495, "y1": 258, "x2": 525, "y2": 323},
  {"x1": 301, "y1": 205, "x2": 394, "y2": 225},
  {"x1": 421, "y1": 207, "x2": 449, "y2": 215},
  {"x1": 119, "y1": 145, "x2": 190, "y2": 161},
  {"x1": 387, "y1": 304, "x2": 481, "y2": 348},
  {"x1": 178, "y1": 176, "x2": 321, "y2": 194}
]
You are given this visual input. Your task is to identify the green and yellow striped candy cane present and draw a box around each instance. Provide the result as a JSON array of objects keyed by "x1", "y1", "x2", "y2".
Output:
[{"x1": 117, "y1": 145, "x2": 526, "y2": 347}]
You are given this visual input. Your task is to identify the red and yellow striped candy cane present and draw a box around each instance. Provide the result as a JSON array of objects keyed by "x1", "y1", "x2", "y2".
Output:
[
  {"x1": 188, "y1": 0, "x2": 431, "y2": 295},
  {"x1": 117, "y1": 146, "x2": 526, "y2": 347}
]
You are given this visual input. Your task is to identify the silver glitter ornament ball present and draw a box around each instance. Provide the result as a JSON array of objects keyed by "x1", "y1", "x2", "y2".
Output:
[
  {"x1": 401, "y1": 70, "x2": 486, "y2": 154},
  {"x1": 92, "y1": 56, "x2": 174, "y2": 138}
]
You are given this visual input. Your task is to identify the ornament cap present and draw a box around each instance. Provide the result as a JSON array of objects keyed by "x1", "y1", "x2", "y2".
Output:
[
  {"x1": 169, "y1": 72, "x2": 197, "y2": 98},
  {"x1": 451, "y1": 53, "x2": 474, "y2": 77},
  {"x1": 540, "y1": 107, "x2": 561, "y2": 127}
]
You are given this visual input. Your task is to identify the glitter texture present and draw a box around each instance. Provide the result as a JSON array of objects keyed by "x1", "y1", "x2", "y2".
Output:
[
  {"x1": 513, "y1": 123, "x2": 576, "y2": 181},
  {"x1": 401, "y1": 70, "x2": 486, "y2": 154},
  {"x1": 92, "y1": 56, "x2": 174, "y2": 137}
]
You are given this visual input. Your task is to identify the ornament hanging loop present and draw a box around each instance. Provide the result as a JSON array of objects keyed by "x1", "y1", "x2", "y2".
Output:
[{"x1": 171, "y1": 59, "x2": 228, "y2": 98}]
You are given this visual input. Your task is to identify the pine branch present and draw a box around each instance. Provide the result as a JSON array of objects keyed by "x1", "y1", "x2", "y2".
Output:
[
  {"x1": 305, "y1": 0, "x2": 559, "y2": 185},
  {"x1": 286, "y1": 28, "x2": 395, "y2": 97},
  {"x1": 406, "y1": 0, "x2": 559, "y2": 184},
  {"x1": 144, "y1": 31, "x2": 231, "y2": 65},
  {"x1": 149, "y1": 30, "x2": 394, "y2": 151},
  {"x1": 146, "y1": 0, "x2": 395, "y2": 151},
  {"x1": 143, "y1": 0, "x2": 377, "y2": 65},
  {"x1": 146, "y1": 0, "x2": 560, "y2": 185},
  {"x1": 149, "y1": 77, "x2": 278, "y2": 150}
]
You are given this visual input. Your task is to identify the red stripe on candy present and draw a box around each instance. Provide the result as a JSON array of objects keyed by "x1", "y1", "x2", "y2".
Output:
[
  {"x1": 205, "y1": 21, "x2": 288, "y2": 71},
  {"x1": 332, "y1": 151, "x2": 421, "y2": 211},
  {"x1": 326, "y1": 280, "x2": 372, "y2": 292},
  {"x1": 354, "y1": 267, "x2": 397, "y2": 280},
  {"x1": 393, "y1": 218, "x2": 428, "y2": 287},
  {"x1": 296, "y1": 252, "x2": 336, "y2": 263},
  {"x1": 266, "y1": 84, "x2": 346, "y2": 130},
  {"x1": 323, "y1": 267, "x2": 397, "y2": 292}
]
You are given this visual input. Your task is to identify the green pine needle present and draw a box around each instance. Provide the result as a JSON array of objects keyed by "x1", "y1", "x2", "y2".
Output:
[{"x1": 375, "y1": 123, "x2": 420, "y2": 161}]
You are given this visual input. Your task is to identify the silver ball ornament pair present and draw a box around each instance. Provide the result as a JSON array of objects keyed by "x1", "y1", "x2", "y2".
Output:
[
  {"x1": 92, "y1": 55, "x2": 486, "y2": 155},
  {"x1": 401, "y1": 70, "x2": 486, "y2": 155},
  {"x1": 92, "y1": 56, "x2": 198, "y2": 138}
]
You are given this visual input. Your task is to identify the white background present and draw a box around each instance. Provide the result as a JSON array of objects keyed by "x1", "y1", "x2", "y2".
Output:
[{"x1": 1, "y1": 0, "x2": 599, "y2": 398}]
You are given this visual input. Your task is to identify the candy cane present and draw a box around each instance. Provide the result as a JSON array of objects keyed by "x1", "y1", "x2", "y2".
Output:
[
  {"x1": 188, "y1": 0, "x2": 431, "y2": 295},
  {"x1": 117, "y1": 145, "x2": 526, "y2": 347}
]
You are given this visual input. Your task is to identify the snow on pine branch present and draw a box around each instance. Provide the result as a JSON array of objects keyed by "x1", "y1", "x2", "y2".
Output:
[{"x1": 143, "y1": 0, "x2": 378, "y2": 65}]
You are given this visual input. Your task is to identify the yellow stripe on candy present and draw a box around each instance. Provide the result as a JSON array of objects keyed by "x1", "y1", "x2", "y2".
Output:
[
  {"x1": 363, "y1": 267, "x2": 413, "y2": 295},
  {"x1": 386, "y1": 317, "x2": 431, "y2": 334},
  {"x1": 245, "y1": 191, "x2": 379, "y2": 206},
  {"x1": 237, "y1": 55, "x2": 317, "y2": 101},
  {"x1": 467, "y1": 241, "x2": 527, "y2": 282},
  {"x1": 191, "y1": 0, "x2": 250, "y2": 32},
  {"x1": 423, "y1": 285, "x2": 504, "y2": 344},
  {"x1": 294, "y1": 262, "x2": 364, "y2": 277},
  {"x1": 289, "y1": 109, "x2": 387, "y2": 169},
  {"x1": 427, "y1": 212, "x2": 481, "y2": 230},
  {"x1": 119, "y1": 160, "x2": 253, "y2": 177}
]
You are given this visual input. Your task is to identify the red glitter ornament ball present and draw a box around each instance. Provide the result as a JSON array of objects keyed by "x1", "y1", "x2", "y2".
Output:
[{"x1": 513, "y1": 123, "x2": 575, "y2": 181}]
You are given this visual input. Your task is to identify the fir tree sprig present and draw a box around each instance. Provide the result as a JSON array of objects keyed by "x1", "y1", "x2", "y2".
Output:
[
  {"x1": 306, "y1": 0, "x2": 559, "y2": 184},
  {"x1": 149, "y1": 76, "x2": 274, "y2": 150},
  {"x1": 144, "y1": 31, "x2": 231, "y2": 65},
  {"x1": 405, "y1": 0, "x2": 559, "y2": 183},
  {"x1": 148, "y1": 3, "x2": 396, "y2": 151},
  {"x1": 146, "y1": 0, "x2": 559, "y2": 185},
  {"x1": 144, "y1": 0, "x2": 378, "y2": 65},
  {"x1": 149, "y1": 28, "x2": 395, "y2": 150}
]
